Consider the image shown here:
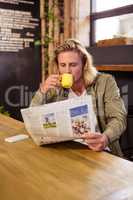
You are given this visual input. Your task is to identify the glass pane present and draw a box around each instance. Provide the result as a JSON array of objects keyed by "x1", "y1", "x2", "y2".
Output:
[
  {"x1": 93, "y1": 0, "x2": 133, "y2": 12},
  {"x1": 95, "y1": 13, "x2": 133, "y2": 46}
]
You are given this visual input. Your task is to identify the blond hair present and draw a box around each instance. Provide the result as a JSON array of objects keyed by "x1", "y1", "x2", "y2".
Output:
[{"x1": 49, "y1": 38, "x2": 98, "y2": 86}]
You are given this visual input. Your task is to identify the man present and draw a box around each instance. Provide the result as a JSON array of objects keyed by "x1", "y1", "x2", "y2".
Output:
[{"x1": 30, "y1": 38, "x2": 127, "y2": 156}]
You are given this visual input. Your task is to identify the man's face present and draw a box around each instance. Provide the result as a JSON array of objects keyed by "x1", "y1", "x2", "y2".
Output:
[{"x1": 57, "y1": 51, "x2": 83, "y2": 83}]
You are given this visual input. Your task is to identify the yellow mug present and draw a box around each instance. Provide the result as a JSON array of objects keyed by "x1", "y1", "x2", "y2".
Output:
[{"x1": 61, "y1": 73, "x2": 73, "y2": 88}]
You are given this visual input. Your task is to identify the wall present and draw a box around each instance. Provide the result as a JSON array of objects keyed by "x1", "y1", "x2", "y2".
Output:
[
  {"x1": 75, "y1": 0, "x2": 90, "y2": 46},
  {"x1": 110, "y1": 71, "x2": 133, "y2": 158},
  {"x1": 0, "y1": 0, "x2": 41, "y2": 120}
]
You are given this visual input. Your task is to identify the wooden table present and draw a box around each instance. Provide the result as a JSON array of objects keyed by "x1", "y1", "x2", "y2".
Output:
[{"x1": 0, "y1": 114, "x2": 133, "y2": 200}]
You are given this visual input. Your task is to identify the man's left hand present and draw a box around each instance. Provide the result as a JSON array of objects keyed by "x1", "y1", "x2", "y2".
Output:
[{"x1": 81, "y1": 132, "x2": 109, "y2": 151}]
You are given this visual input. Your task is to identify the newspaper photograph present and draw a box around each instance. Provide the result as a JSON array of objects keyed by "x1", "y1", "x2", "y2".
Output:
[{"x1": 21, "y1": 95, "x2": 96, "y2": 146}]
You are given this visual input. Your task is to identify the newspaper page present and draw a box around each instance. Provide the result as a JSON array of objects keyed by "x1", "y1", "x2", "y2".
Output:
[{"x1": 21, "y1": 95, "x2": 96, "y2": 145}]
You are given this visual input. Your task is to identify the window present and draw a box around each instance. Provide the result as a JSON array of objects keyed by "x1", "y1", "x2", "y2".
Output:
[
  {"x1": 93, "y1": 0, "x2": 133, "y2": 12},
  {"x1": 90, "y1": 0, "x2": 133, "y2": 46}
]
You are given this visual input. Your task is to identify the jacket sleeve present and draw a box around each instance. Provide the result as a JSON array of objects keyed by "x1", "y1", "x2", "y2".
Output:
[
  {"x1": 30, "y1": 90, "x2": 46, "y2": 107},
  {"x1": 30, "y1": 88, "x2": 59, "y2": 107},
  {"x1": 103, "y1": 75, "x2": 127, "y2": 143}
]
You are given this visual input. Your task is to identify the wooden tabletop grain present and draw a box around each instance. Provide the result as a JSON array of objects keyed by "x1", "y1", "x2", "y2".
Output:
[{"x1": 0, "y1": 114, "x2": 133, "y2": 200}]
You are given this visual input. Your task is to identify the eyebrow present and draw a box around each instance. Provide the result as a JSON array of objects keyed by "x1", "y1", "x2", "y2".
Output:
[{"x1": 59, "y1": 62, "x2": 78, "y2": 64}]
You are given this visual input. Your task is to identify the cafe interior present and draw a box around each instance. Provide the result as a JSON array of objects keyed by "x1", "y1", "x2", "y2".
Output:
[{"x1": 1, "y1": 1, "x2": 133, "y2": 199}]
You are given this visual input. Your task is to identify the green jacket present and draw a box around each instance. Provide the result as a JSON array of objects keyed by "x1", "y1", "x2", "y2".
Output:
[{"x1": 30, "y1": 73, "x2": 127, "y2": 157}]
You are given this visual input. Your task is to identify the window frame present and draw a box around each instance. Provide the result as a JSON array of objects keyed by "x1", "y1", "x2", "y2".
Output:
[
  {"x1": 89, "y1": 1, "x2": 133, "y2": 67},
  {"x1": 90, "y1": 1, "x2": 133, "y2": 46}
]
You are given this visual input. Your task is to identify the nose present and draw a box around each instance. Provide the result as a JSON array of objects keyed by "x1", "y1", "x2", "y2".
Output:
[{"x1": 65, "y1": 65, "x2": 71, "y2": 73}]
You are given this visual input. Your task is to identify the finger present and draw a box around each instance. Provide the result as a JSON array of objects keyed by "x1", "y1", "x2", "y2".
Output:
[
  {"x1": 46, "y1": 75, "x2": 60, "y2": 84},
  {"x1": 81, "y1": 133, "x2": 102, "y2": 139},
  {"x1": 49, "y1": 83, "x2": 59, "y2": 88},
  {"x1": 49, "y1": 80, "x2": 59, "y2": 85},
  {"x1": 88, "y1": 144, "x2": 103, "y2": 151},
  {"x1": 49, "y1": 78, "x2": 60, "y2": 86},
  {"x1": 56, "y1": 80, "x2": 61, "y2": 86},
  {"x1": 50, "y1": 74, "x2": 60, "y2": 78},
  {"x1": 48, "y1": 79, "x2": 58, "y2": 85},
  {"x1": 84, "y1": 138, "x2": 101, "y2": 144},
  {"x1": 50, "y1": 74, "x2": 60, "y2": 80}
]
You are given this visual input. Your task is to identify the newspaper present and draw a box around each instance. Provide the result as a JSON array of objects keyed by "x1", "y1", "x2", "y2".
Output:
[{"x1": 21, "y1": 95, "x2": 96, "y2": 145}]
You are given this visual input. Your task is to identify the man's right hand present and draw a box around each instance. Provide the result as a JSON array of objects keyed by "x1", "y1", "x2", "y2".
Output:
[{"x1": 39, "y1": 74, "x2": 60, "y2": 93}]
